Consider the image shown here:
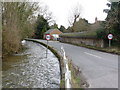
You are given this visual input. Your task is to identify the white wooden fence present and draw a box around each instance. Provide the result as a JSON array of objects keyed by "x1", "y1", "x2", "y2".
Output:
[{"x1": 61, "y1": 46, "x2": 71, "y2": 88}]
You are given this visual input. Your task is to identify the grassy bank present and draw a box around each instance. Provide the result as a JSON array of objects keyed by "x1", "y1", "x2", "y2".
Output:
[{"x1": 68, "y1": 60, "x2": 89, "y2": 88}]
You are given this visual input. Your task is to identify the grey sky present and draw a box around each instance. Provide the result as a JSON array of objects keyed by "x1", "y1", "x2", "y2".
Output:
[{"x1": 40, "y1": 0, "x2": 110, "y2": 28}]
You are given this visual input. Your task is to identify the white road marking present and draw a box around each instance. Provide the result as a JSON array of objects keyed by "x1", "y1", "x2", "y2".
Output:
[{"x1": 84, "y1": 52, "x2": 102, "y2": 59}]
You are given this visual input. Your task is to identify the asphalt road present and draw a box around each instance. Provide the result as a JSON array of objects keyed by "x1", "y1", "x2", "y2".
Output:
[{"x1": 32, "y1": 39, "x2": 118, "y2": 88}]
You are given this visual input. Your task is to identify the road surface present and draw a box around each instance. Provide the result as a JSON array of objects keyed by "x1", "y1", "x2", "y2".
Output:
[{"x1": 31, "y1": 39, "x2": 118, "y2": 88}]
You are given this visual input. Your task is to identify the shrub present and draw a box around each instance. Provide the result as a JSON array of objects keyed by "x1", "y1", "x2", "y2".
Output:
[{"x1": 96, "y1": 29, "x2": 107, "y2": 39}]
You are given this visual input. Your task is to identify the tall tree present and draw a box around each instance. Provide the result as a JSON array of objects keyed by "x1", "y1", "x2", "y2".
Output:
[
  {"x1": 34, "y1": 15, "x2": 49, "y2": 39},
  {"x1": 59, "y1": 25, "x2": 66, "y2": 32},
  {"x1": 104, "y1": 1, "x2": 120, "y2": 41},
  {"x1": 49, "y1": 23, "x2": 58, "y2": 29},
  {"x1": 73, "y1": 18, "x2": 89, "y2": 32},
  {"x1": 39, "y1": 5, "x2": 56, "y2": 26},
  {"x1": 67, "y1": 18, "x2": 90, "y2": 32},
  {"x1": 68, "y1": 4, "x2": 82, "y2": 32}
]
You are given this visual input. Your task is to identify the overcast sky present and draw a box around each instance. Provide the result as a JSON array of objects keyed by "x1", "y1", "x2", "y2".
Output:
[{"x1": 40, "y1": 0, "x2": 110, "y2": 28}]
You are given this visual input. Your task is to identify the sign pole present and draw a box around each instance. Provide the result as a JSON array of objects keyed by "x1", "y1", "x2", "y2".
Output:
[
  {"x1": 45, "y1": 34, "x2": 50, "y2": 58},
  {"x1": 46, "y1": 40, "x2": 48, "y2": 58},
  {"x1": 109, "y1": 39, "x2": 111, "y2": 48}
]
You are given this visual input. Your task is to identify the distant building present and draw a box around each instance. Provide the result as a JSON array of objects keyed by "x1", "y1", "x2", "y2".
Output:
[{"x1": 44, "y1": 29, "x2": 63, "y2": 40}]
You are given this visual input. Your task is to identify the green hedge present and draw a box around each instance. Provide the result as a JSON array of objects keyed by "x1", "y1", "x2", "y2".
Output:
[{"x1": 60, "y1": 31, "x2": 97, "y2": 39}]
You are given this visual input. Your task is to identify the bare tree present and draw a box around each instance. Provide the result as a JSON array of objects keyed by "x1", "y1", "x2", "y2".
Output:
[
  {"x1": 39, "y1": 5, "x2": 56, "y2": 26},
  {"x1": 2, "y1": 2, "x2": 39, "y2": 55},
  {"x1": 68, "y1": 4, "x2": 82, "y2": 32}
]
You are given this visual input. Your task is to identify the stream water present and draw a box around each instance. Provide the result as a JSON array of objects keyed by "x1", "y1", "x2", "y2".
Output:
[{"x1": 2, "y1": 41, "x2": 60, "y2": 88}]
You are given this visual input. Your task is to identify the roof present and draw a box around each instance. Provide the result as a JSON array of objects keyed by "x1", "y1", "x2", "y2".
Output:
[
  {"x1": 45, "y1": 28, "x2": 62, "y2": 34},
  {"x1": 45, "y1": 29, "x2": 54, "y2": 34}
]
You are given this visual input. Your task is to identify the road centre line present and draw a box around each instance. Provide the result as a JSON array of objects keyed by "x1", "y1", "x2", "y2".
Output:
[{"x1": 84, "y1": 52, "x2": 102, "y2": 59}]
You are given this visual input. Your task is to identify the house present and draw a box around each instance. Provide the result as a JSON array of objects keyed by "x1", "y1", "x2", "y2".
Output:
[{"x1": 44, "y1": 29, "x2": 63, "y2": 40}]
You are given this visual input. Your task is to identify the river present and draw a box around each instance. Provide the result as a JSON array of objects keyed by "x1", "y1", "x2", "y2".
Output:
[{"x1": 2, "y1": 41, "x2": 60, "y2": 88}]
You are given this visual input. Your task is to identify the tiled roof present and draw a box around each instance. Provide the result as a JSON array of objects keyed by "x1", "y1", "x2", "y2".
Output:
[
  {"x1": 45, "y1": 29, "x2": 53, "y2": 34},
  {"x1": 45, "y1": 29, "x2": 58, "y2": 34}
]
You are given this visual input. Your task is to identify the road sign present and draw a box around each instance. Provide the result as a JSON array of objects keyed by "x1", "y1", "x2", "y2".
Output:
[
  {"x1": 107, "y1": 34, "x2": 113, "y2": 48},
  {"x1": 46, "y1": 34, "x2": 50, "y2": 40},
  {"x1": 108, "y1": 34, "x2": 113, "y2": 40}
]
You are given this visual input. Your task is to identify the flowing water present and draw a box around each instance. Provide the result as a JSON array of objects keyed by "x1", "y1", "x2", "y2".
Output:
[{"x1": 2, "y1": 41, "x2": 60, "y2": 88}]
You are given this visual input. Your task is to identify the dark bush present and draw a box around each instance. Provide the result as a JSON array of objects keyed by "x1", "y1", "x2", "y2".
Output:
[{"x1": 96, "y1": 29, "x2": 107, "y2": 39}]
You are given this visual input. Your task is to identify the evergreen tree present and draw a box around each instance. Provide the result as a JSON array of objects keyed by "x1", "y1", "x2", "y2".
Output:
[
  {"x1": 59, "y1": 25, "x2": 66, "y2": 32},
  {"x1": 49, "y1": 23, "x2": 58, "y2": 29},
  {"x1": 105, "y1": 2, "x2": 120, "y2": 41},
  {"x1": 34, "y1": 15, "x2": 49, "y2": 39}
]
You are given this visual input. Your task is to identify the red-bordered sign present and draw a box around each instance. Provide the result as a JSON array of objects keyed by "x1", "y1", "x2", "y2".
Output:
[
  {"x1": 46, "y1": 34, "x2": 50, "y2": 40},
  {"x1": 108, "y1": 34, "x2": 113, "y2": 40}
]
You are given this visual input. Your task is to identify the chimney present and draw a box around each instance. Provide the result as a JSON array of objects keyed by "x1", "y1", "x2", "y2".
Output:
[{"x1": 95, "y1": 17, "x2": 98, "y2": 23}]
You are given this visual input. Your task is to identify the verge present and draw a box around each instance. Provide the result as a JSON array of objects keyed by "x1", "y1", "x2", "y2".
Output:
[{"x1": 68, "y1": 59, "x2": 89, "y2": 88}]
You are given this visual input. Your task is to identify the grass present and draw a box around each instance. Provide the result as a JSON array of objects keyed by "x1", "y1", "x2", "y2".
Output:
[
  {"x1": 68, "y1": 60, "x2": 88, "y2": 89},
  {"x1": 60, "y1": 79, "x2": 65, "y2": 88},
  {"x1": 69, "y1": 62, "x2": 81, "y2": 88}
]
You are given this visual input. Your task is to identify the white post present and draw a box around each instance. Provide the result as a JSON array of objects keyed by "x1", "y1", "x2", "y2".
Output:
[{"x1": 61, "y1": 46, "x2": 71, "y2": 88}]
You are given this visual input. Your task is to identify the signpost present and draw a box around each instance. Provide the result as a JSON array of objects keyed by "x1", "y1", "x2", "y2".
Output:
[
  {"x1": 46, "y1": 34, "x2": 50, "y2": 58},
  {"x1": 107, "y1": 34, "x2": 113, "y2": 48}
]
